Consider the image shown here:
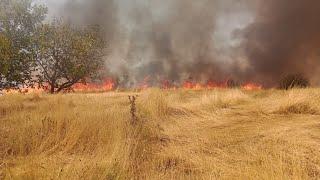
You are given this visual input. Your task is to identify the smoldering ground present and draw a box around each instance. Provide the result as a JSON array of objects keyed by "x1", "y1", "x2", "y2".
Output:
[{"x1": 47, "y1": 0, "x2": 320, "y2": 87}]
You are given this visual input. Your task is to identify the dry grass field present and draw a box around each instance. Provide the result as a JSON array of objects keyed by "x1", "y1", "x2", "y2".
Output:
[{"x1": 1, "y1": 88, "x2": 320, "y2": 179}]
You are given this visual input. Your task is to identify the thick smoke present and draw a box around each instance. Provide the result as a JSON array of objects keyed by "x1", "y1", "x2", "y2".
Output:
[
  {"x1": 53, "y1": 0, "x2": 320, "y2": 87},
  {"x1": 55, "y1": 0, "x2": 252, "y2": 87},
  {"x1": 124, "y1": 0, "x2": 222, "y2": 85},
  {"x1": 241, "y1": 0, "x2": 320, "y2": 86},
  {"x1": 56, "y1": 0, "x2": 118, "y2": 46}
]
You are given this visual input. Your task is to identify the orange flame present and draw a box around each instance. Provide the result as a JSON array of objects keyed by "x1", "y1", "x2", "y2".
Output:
[
  {"x1": 242, "y1": 83, "x2": 263, "y2": 90},
  {"x1": 73, "y1": 78, "x2": 115, "y2": 92},
  {"x1": 0, "y1": 77, "x2": 263, "y2": 94}
]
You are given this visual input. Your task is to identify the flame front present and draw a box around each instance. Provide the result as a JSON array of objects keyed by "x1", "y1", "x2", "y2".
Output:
[
  {"x1": 242, "y1": 83, "x2": 263, "y2": 90},
  {"x1": 73, "y1": 78, "x2": 115, "y2": 92},
  {"x1": 0, "y1": 77, "x2": 263, "y2": 94}
]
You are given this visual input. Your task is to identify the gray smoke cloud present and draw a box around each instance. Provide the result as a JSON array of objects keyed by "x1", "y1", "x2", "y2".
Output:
[
  {"x1": 52, "y1": 0, "x2": 118, "y2": 45},
  {"x1": 241, "y1": 0, "x2": 320, "y2": 86},
  {"x1": 45, "y1": 0, "x2": 320, "y2": 87},
  {"x1": 48, "y1": 0, "x2": 252, "y2": 87}
]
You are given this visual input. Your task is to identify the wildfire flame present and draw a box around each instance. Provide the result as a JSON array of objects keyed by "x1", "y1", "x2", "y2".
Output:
[
  {"x1": 0, "y1": 77, "x2": 263, "y2": 95},
  {"x1": 72, "y1": 78, "x2": 115, "y2": 92},
  {"x1": 242, "y1": 83, "x2": 263, "y2": 90}
]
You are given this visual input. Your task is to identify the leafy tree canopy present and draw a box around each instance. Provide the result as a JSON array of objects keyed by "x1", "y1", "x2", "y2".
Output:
[
  {"x1": 0, "y1": 0, "x2": 47, "y2": 89},
  {"x1": 35, "y1": 21, "x2": 106, "y2": 93}
]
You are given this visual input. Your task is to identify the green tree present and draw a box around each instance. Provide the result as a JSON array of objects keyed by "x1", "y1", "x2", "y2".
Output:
[
  {"x1": 35, "y1": 22, "x2": 105, "y2": 93},
  {"x1": 0, "y1": 0, "x2": 47, "y2": 90}
]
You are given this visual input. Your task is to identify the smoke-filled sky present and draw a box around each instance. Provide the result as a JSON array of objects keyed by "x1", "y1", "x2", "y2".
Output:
[{"x1": 38, "y1": 0, "x2": 320, "y2": 87}]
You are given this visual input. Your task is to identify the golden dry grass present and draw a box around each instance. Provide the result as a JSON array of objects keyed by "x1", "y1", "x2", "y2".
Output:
[{"x1": 1, "y1": 88, "x2": 320, "y2": 179}]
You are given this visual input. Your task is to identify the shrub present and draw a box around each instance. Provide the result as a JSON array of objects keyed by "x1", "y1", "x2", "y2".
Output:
[{"x1": 279, "y1": 74, "x2": 310, "y2": 90}]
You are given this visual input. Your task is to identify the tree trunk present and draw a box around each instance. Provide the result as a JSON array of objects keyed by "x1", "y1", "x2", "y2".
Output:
[{"x1": 50, "y1": 84, "x2": 55, "y2": 94}]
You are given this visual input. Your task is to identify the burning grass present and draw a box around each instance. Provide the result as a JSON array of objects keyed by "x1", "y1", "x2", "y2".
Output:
[{"x1": 1, "y1": 89, "x2": 320, "y2": 179}]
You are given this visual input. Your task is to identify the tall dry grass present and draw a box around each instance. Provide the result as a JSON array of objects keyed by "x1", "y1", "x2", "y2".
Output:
[{"x1": 1, "y1": 88, "x2": 320, "y2": 179}]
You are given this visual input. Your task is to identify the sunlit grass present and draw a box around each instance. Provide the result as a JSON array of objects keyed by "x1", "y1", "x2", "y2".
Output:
[{"x1": 1, "y1": 88, "x2": 320, "y2": 179}]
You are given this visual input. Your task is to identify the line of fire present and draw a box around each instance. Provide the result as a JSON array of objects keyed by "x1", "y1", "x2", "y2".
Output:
[{"x1": 1, "y1": 76, "x2": 262, "y2": 94}]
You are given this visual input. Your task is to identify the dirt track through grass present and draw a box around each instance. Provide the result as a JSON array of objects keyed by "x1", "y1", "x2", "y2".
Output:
[{"x1": 1, "y1": 89, "x2": 320, "y2": 179}]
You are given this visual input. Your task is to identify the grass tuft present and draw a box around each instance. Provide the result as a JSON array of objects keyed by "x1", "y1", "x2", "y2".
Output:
[{"x1": 277, "y1": 102, "x2": 318, "y2": 115}]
